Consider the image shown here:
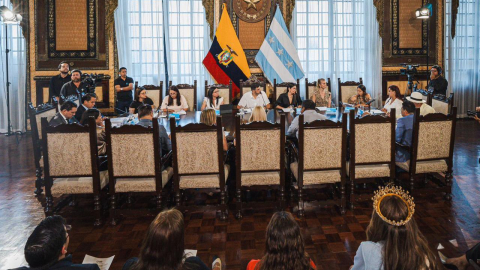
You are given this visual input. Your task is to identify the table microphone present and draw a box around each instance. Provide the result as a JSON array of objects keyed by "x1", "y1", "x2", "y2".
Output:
[
  {"x1": 365, "y1": 99, "x2": 376, "y2": 106},
  {"x1": 116, "y1": 107, "x2": 130, "y2": 117}
]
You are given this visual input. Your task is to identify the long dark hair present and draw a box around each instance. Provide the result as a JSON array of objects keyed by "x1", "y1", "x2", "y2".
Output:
[
  {"x1": 256, "y1": 212, "x2": 313, "y2": 270},
  {"x1": 168, "y1": 85, "x2": 182, "y2": 106},
  {"x1": 388, "y1": 85, "x2": 402, "y2": 99},
  {"x1": 366, "y1": 196, "x2": 442, "y2": 270},
  {"x1": 132, "y1": 209, "x2": 186, "y2": 270},
  {"x1": 80, "y1": 108, "x2": 101, "y2": 126},
  {"x1": 207, "y1": 86, "x2": 219, "y2": 108},
  {"x1": 135, "y1": 86, "x2": 147, "y2": 102},
  {"x1": 357, "y1": 84, "x2": 367, "y2": 99}
]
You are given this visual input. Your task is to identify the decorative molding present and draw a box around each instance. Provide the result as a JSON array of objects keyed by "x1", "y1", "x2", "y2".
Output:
[
  {"x1": 451, "y1": 0, "x2": 459, "y2": 38},
  {"x1": 392, "y1": 0, "x2": 428, "y2": 56},
  {"x1": 373, "y1": 0, "x2": 383, "y2": 38},
  {"x1": 233, "y1": 0, "x2": 271, "y2": 23},
  {"x1": 203, "y1": 0, "x2": 215, "y2": 40},
  {"x1": 105, "y1": 0, "x2": 117, "y2": 40},
  {"x1": 9, "y1": 0, "x2": 29, "y2": 38}
]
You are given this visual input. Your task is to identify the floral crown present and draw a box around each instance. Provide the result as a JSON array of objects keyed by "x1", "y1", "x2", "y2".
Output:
[{"x1": 372, "y1": 185, "x2": 415, "y2": 226}]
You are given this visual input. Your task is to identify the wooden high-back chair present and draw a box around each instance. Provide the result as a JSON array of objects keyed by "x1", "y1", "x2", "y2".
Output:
[
  {"x1": 105, "y1": 118, "x2": 173, "y2": 225},
  {"x1": 28, "y1": 102, "x2": 57, "y2": 195},
  {"x1": 338, "y1": 78, "x2": 363, "y2": 105},
  {"x1": 205, "y1": 80, "x2": 232, "y2": 105},
  {"x1": 432, "y1": 93, "x2": 454, "y2": 115},
  {"x1": 134, "y1": 81, "x2": 164, "y2": 109},
  {"x1": 289, "y1": 112, "x2": 348, "y2": 216},
  {"x1": 170, "y1": 116, "x2": 228, "y2": 220},
  {"x1": 235, "y1": 114, "x2": 286, "y2": 219},
  {"x1": 273, "y1": 79, "x2": 300, "y2": 102},
  {"x1": 41, "y1": 117, "x2": 107, "y2": 226},
  {"x1": 396, "y1": 108, "x2": 457, "y2": 200},
  {"x1": 348, "y1": 109, "x2": 396, "y2": 208},
  {"x1": 169, "y1": 81, "x2": 197, "y2": 111},
  {"x1": 239, "y1": 80, "x2": 266, "y2": 97}
]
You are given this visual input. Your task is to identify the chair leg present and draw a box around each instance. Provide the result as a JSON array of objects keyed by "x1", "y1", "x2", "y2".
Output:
[
  {"x1": 127, "y1": 193, "x2": 133, "y2": 206},
  {"x1": 220, "y1": 190, "x2": 227, "y2": 221},
  {"x1": 175, "y1": 190, "x2": 181, "y2": 208},
  {"x1": 445, "y1": 171, "x2": 453, "y2": 201},
  {"x1": 235, "y1": 188, "x2": 242, "y2": 219},
  {"x1": 109, "y1": 194, "x2": 117, "y2": 226},
  {"x1": 156, "y1": 193, "x2": 162, "y2": 209},
  {"x1": 279, "y1": 186, "x2": 285, "y2": 210},
  {"x1": 69, "y1": 195, "x2": 76, "y2": 207},
  {"x1": 45, "y1": 195, "x2": 54, "y2": 216},
  {"x1": 34, "y1": 167, "x2": 43, "y2": 195},
  {"x1": 410, "y1": 175, "x2": 415, "y2": 193},
  {"x1": 298, "y1": 188, "x2": 304, "y2": 217},
  {"x1": 340, "y1": 183, "x2": 346, "y2": 215},
  {"x1": 93, "y1": 195, "x2": 102, "y2": 226},
  {"x1": 349, "y1": 180, "x2": 355, "y2": 210}
]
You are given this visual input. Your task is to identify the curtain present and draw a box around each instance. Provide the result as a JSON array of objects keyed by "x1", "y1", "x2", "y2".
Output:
[
  {"x1": 293, "y1": 0, "x2": 382, "y2": 107},
  {"x1": 0, "y1": 0, "x2": 26, "y2": 133},
  {"x1": 115, "y1": 0, "x2": 211, "y2": 107},
  {"x1": 445, "y1": 0, "x2": 480, "y2": 117}
]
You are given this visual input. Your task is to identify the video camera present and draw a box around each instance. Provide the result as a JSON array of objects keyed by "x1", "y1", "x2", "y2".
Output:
[
  {"x1": 400, "y1": 63, "x2": 420, "y2": 95},
  {"x1": 467, "y1": 110, "x2": 480, "y2": 118},
  {"x1": 81, "y1": 73, "x2": 105, "y2": 94}
]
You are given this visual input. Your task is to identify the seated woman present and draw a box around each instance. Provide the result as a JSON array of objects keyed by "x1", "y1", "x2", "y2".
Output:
[
  {"x1": 350, "y1": 185, "x2": 442, "y2": 270},
  {"x1": 275, "y1": 83, "x2": 302, "y2": 109},
  {"x1": 160, "y1": 85, "x2": 189, "y2": 112},
  {"x1": 382, "y1": 85, "x2": 403, "y2": 118},
  {"x1": 79, "y1": 108, "x2": 106, "y2": 156},
  {"x1": 129, "y1": 86, "x2": 154, "y2": 114},
  {"x1": 249, "y1": 106, "x2": 267, "y2": 123},
  {"x1": 347, "y1": 84, "x2": 371, "y2": 107},
  {"x1": 201, "y1": 86, "x2": 224, "y2": 110},
  {"x1": 200, "y1": 109, "x2": 228, "y2": 151},
  {"x1": 247, "y1": 211, "x2": 317, "y2": 270},
  {"x1": 123, "y1": 209, "x2": 220, "y2": 270},
  {"x1": 310, "y1": 78, "x2": 331, "y2": 107}
]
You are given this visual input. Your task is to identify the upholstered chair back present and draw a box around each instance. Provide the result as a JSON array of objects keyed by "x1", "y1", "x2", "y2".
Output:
[
  {"x1": 110, "y1": 133, "x2": 155, "y2": 176},
  {"x1": 306, "y1": 78, "x2": 331, "y2": 101},
  {"x1": 175, "y1": 131, "x2": 219, "y2": 174},
  {"x1": 240, "y1": 129, "x2": 281, "y2": 171},
  {"x1": 354, "y1": 122, "x2": 392, "y2": 163},
  {"x1": 46, "y1": 133, "x2": 92, "y2": 176},
  {"x1": 432, "y1": 99, "x2": 449, "y2": 115},
  {"x1": 141, "y1": 83, "x2": 163, "y2": 108},
  {"x1": 338, "y1": 78, "x2": 363, "y2": 104},
  {"x1": 205, "y1": 81, "x2": 232, "y2": 105},
  {"x1": 303, "y1": 128, "x2": 343, "y2": 170},
  {"x1": 240, "y1": 80, "x2": 266, "y2": 96},
  {"x1": 35, "y1": 106, "x2": 57, "y2": 140},
  {"x1": 417, "y1": 120, "x2": 453, "y2": 160},
  {"x1": 178, "y1": 88, "x2": 195, "y2": 111}
]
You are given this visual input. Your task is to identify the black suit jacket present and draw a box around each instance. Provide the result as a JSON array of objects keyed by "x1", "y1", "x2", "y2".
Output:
[
  {"x1": 49, "y1": 112, "x2": 79, "y2": 127},
  {"x1": 75, "y1": 105, "x2": 87, "y2": 123},
  {"x1": 11, "y1": 255, "x2": 100, "y2": 270}
]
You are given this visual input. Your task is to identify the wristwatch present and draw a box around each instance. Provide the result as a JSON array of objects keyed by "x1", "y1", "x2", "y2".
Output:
[{"x1": 120, "y1": 87, "x2": 123, "y2": 91}]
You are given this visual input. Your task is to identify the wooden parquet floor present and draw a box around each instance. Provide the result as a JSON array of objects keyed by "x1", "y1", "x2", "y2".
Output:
[{"x1": 1, "y1": 120, "x2": 480, "y2": 270}]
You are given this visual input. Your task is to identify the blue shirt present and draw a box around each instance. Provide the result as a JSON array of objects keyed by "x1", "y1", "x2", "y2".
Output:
[
  {"x1": 395, "y1": 114, "x2": 414, "y2": 163},
  {"x1": 351, "y1": 241, "x2": 384, "y2": 270}
]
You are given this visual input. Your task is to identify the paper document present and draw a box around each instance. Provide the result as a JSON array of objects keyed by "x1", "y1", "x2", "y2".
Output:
[
  {"x1": 282, "y1": 108, "x2": 293, "y2": 113},
  {"x1": 316, "y1": 107, "x2": 327, "y2": 111},
  {"x1": 178, "y1": 110, "x2": 187, "y2": 115},
  {"x1": 82, "y1": 255, "x2": 114, "y2": 270},
  {"x1": 184, "y1": 249, "x2": 197, "y2": 258},
  {"x1": 370, "y1": 110, "x2": 384, "y2": 115}
]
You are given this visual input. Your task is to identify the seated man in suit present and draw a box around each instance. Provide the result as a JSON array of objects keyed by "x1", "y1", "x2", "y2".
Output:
[
  {"x1": 395, "y1": 100, "x2": 415, "y2": 166},
  {"x1": 75, "y1": 93, "x2": 97, "y2": 122},
  {"x1": 137, "y1": 104, "x2": 172, "y2": 157},
  {"x1": 287, "y1": 99, "x2": 326, "y2": 138},
  {"x1": 49, "y1": 101, "x2": 79, "y2": 127},
  {"x1": 17, "y1": 215, "x2": 100, "y2": 270}
]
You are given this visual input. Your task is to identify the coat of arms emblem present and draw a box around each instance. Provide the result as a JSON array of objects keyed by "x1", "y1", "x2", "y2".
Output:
[{"x1": 217, "y1": 45, "x2": 238, "y2": 67}]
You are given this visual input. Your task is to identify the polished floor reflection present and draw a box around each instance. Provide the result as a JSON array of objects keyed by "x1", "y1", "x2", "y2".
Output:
[{"x1": 1, "y1": 120, "x2": 479, "y2": 270}]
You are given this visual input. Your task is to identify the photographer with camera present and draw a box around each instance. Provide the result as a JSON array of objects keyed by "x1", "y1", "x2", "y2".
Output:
[
  {"x1": 59, "y1": 69, "x2": 89, "y2": 99},
  {"x1": 428, "y1": 65, "x2": 448, "y2": 96}
]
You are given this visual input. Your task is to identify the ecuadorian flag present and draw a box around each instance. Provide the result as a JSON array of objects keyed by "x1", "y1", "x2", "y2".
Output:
[{"x1": 203, "y1": 4, "x2": 251, "y2": 97}]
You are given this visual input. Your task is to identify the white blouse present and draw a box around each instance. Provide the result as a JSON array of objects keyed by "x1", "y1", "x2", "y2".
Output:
[
  {"x1": 383, "y1": 98, "x2": 403, "y2": 118},
  {"x1": 203, "y1": 97, "x2": 224, "y2": 110},
  {"x1": 160, "y1": 95, "x2": 189, "y2": 112}
]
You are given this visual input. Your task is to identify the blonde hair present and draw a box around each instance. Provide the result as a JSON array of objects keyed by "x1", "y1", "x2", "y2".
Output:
[
  {"x1": 200, "y1": 109, "x2": 217, "y2": 126},
  {"x1": 249, "y1": 106, "x2": 267, "y2": 123}
]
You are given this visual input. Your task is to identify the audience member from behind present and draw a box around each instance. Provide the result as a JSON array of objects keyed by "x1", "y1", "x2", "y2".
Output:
[
  {"x1": 350, "y1": 185, "x2": 441, "y2": 270},
  {"x1": 161, "y1": 85, "x2": 189, "y2": 112},
  {"x1": 200, "y1": 109, "x2": 228, "y2": 151},
  {"x1": 201, "y1": 86, "x2": 224, "y2": 110},
  {"x1": 395, "y1": 101, "x2": 415, "y2": 165},
  {"x1": 137, "y1": 104, "x2": 172, "y2": 157},
  {"x1": 123, "y1": 209, "x2": 219, "y2": 270},
  {"x1": 18, "y1": 215, "x2": 100, "y2": 270},
  {"x1": 287, "y1": 99, "x2": 326, "y2": 138},
  {"x1": 75, "y1": 93, "x2": 97, "y2": 122},
  {"x1": 129, "y1": 86, "x2": 154, "y2": 114},
  {"x1": 406, "y1": 91, "x2": 436, "y2": 116},
  {"x1": 80, "y1": 108, "x2": 106, "y2": 156},
  {"x1": 49, "y1": 101, "x2": 79, "y2": 127},
  {"x1": 347, "y1": 84, "x2": 371, "y2": 107},
  {"x1": 249, "y1": 106, "x2": 267, "y2": 123},
  {"x1": 247, "y1": 211, "x2": 316, "y2": 270}
]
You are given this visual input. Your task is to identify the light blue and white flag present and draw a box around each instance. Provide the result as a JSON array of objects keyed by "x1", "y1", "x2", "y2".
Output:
[{"x1": 255, "y1": 6, "x2": 304, "y2": 84}]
